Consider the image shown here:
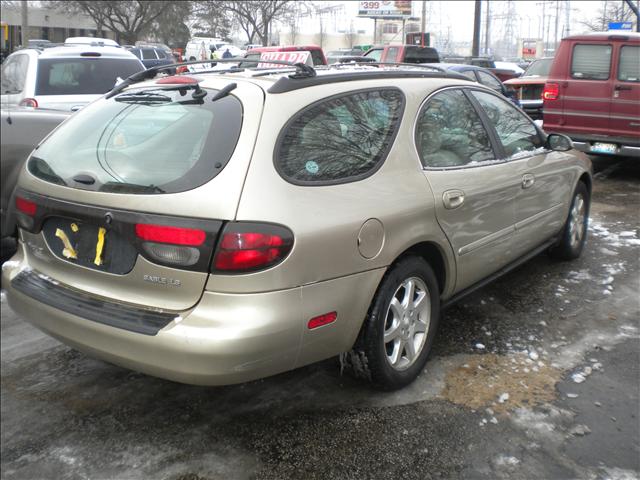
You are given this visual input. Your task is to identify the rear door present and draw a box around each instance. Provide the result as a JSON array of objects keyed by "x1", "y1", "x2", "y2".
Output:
[
  {"x1": 562, "y1": 42, "x2": 613, "y2": 137},
  {"x1": 610, "y1": 42, "x2": 640, "y2": 141},
  {"x1": 16, "y1": 79, "x2": 265, "y2": 311},
  {"x1": 416, "y1": 88, "x2": 519, "y2": 291}
]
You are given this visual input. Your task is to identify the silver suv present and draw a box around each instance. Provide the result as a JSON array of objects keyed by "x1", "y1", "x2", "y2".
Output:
[
  {"x1": 1, "y1": 44, "x2": 144, "y2": 111},
  {"x1": 2, "y1": 62, "x2": 592, "y2": 390}
]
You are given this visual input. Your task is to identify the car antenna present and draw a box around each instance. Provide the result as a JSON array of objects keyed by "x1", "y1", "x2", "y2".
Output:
[{"x1": 210, "y1": 83, "x2": 237, "y2": 102}]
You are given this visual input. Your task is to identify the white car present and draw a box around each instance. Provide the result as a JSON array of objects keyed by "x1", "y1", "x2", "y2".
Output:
[
  {"x1": 1, "y1": 45, "x2": 144, "y2": 111},
  {"x1": 494, "y1": 61, "x2": 525, "y2": 76}
]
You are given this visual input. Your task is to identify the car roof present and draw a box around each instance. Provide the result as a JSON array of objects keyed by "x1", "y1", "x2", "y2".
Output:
[
  {"x1": 38, "y1": 45, "x2": 141, "y2": 59},
  {"x1": 561, "y1": 32, "x2": 640, "y2": 42}
]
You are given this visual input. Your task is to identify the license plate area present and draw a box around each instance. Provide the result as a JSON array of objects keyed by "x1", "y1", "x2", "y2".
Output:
[
  {"x1": 42, "y1": 217, "x2": 137, "y2": 274},
  {"x1": 590, "y1": 142, "x2": 618, "y2": 154}
]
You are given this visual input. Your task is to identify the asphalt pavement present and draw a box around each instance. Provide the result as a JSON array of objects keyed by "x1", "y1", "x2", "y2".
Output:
[{"x1": 1, "y1": 155, "x2": 639, "y2": 480}]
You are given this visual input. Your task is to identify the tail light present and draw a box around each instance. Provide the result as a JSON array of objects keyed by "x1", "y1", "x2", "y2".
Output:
[
  {"x1": 19, "y1": 98, "x2": 38, "y2": 107},
  {"x1": 15, "y1": 196, "x2": 37, "y2": 230},
  {"x1": 135, "y1": 223, "x2": 206, "y2": 267},
  {"x1": 542, "y1": 83, "x2": 559, "y2": 101},
  {"x1": 213, "y1": 222, "x2": 294, "y2": 273}
]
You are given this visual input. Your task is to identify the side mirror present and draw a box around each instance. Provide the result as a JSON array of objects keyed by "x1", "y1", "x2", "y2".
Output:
[{"x1": 546, "y1": 133, "x2": 573, "y2": 152}]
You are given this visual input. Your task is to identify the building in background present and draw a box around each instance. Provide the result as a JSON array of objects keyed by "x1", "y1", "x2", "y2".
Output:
[{"x1": 1, "y1": 4, "x2": 116, "y2": 55}]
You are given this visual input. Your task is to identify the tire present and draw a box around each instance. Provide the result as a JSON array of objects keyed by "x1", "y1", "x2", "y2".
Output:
[
  {"x1": 345, "y1": 256, "x2": 440, "y2": 390},
  {"x1": 551, "y1": 182, "x2": 590, "y2": 260}
]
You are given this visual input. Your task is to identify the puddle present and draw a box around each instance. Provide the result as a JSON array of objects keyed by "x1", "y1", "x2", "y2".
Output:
[{"x1": 441, "y1": 353, "x2": 561, "y2": 412}]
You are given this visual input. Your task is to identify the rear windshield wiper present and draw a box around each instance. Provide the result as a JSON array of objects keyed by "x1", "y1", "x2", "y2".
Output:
[{"x1": 98, "y1": 182, "x2": 165, "y2": 194}]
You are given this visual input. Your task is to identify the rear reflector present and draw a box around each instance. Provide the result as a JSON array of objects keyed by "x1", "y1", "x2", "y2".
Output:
[
  {"x1": 542, "y1": 83, "x2": 559, "y2": 101},
  {"x1": 156, "y1": 75, "x2": 199, "y2": 84},
  {"x1": 308, "y1": 312, "x2": 337, "y2": 329},
  {"x1": 15, "y1": 196, "x2": 37, "y2": 216},
  {"x1": 19, "y1": 98, "x2": 38, "y2": 107},
  {"x1": 135, "y1": 223, "x2": 206, "y2": 246},
  {"x1": 213, "y1": 223, "x2": 294, "y2": 273},
  {"x1": 141, "y1": 242, "x2": 200, "y2": 266}
]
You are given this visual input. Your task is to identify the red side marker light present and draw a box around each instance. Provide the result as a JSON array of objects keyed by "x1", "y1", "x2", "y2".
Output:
[
  {"x1": 308, "y1": 312, "x2": 337, "y2": 330},
  {"x1": 135, "y1": 223, "x2": 206, "y2": 246},
  {"x1": 15, "y1": 196, "x2": 37, "y2": 216}
]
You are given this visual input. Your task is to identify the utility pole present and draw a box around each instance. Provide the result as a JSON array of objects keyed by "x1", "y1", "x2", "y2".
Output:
[
  {"x1": 623, "y1": 0, "x2": 640, "y2": 32},
  {"x1": 484, "y1": 0, "x2": 491, "y2": 55},
  {"x1": 472, "y1": 0, "x2": 481, "y2": 56},
  {"x1": 554, "y1": 0, "x2": 559, "y2": 51},
  {"x1": 421, "y1": 0, "x2": 426, "y2": 47},
  {"x1": 564, "y1": 0, "x2": 570, "y2": 38},
  {"x1": 21, "y1": 0, "x2": 29, "y2": 47}
]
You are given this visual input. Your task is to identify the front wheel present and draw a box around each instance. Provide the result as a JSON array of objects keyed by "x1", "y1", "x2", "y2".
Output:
[
  {"x1": 551, "y1": 182, "x2": 590, "y2": 260},
  {"x1": 346, "y1": 256, "x2": 440, "y2": 390}
]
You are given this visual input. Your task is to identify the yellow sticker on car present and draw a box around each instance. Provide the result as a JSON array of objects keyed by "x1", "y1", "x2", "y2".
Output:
[
  {"x1": 94, "y1": 227, "x2": 106, "y2": 266},
  {"x1": 55, "y1": 228, "x2": 77, "y2": 259}
]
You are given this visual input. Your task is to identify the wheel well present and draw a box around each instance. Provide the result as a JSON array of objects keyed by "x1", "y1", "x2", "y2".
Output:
[
  {"x1": 397, "y1": 242, "x2": 447, "y2": 294},
  {"x1": 579, "y1": 172, "x2": 592, "y2": 195}
]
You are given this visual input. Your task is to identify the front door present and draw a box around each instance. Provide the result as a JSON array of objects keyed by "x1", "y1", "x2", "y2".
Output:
[
  {"x1": 415, "y1": 88, "x2": 518, "y2": 291},
  {"x1": 610, "y1": 42, "x2": 640, "y2": 142}
]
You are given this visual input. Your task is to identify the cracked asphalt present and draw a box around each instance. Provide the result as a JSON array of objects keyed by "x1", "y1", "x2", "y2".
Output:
[{"x1": 1, "y1": 155, "x2": 639, "y2": 480}]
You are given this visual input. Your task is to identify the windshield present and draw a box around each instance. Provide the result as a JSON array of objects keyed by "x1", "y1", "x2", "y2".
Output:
[
  {"x1": 29, "y1": 87, "x2": 243, "y2": 194},
  {"x1": 523, "y1": 58, "x2": 553, "y2": 77},
  {"x1": 35, "y1": 58, "x2": 144, "y2": 95}
]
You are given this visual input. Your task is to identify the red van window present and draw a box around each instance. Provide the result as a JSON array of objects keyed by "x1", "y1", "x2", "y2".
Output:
[
  {"x1": 618, "y1": 45, "x2": 639, "y2": 82},
  {"x1": 571, "y1": 44, "x2": 612, "y2": 80}
]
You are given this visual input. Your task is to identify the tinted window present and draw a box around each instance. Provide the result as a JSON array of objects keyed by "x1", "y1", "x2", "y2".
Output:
[
  {"x1": 619, "y1": 45, "x2": 639, "y2": 82},
  {"x1": 365, "y1": 49, "x2": 383, "y2": 62},
  {"x1": 471, "y1": 90, "x2": 543, "y2": 158},
  {"x1": 276, "y1": 89, "x2": 404, "y2": 185},
  {"x1": 35, "y1": 58, "x2": 144, "y2": 95},
  {"x1": 156, "y1": 49, "x2": 167, "y2": 59},
  {"x1": 571, "y1": 44, "x2": 611, "y2": 80},
  {"x1": 1, "y1": 54, "x2": 29, "y2": 94},
  {"x1": 476, "y1": 71, "x2": 502, "y2": 91},
  {"x1": 385, "y1": 47, "x2": 399, "y2": 62},
  {"x1": 141, "y1": 48, "x2": 157, "y2": 60},
  {"x1": 404, "y1": 47, "x2": 439, "y2": 63},
  {"x1": 310, "y1": 50, "x2": 325, "y2": 66},
  {"x1": 29, "y1": 87, "x2": 242, "y2": 194},
  {"x1": 416, "y1": 89, "x2": 494, "y2": 168}
]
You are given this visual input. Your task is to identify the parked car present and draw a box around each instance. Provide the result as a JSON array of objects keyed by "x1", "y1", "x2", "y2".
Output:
[
  {"x1": 185, "y1": 37, "x2": 223, "y2": 61},
  {"x1": 326, "y1": 49, "x2": 364, "y2": 64},
  {"x1": 504, "y1": 57, "x2": 554, "y2": 120},
  {"x1": 3, "y1": 63, "x2": 591, "y2": 391},
  {"x1": 543, "y1": 32, "x2": 639, "y2": 157},
  {"x1": 423, "y1": 63, "x2": 519, "y2": 105},
  {"x1": 244, "y1": 45, "x2": 327, "y2": 65},
  {"x1": 364, "y1": 44, "x2": 440, "y2": 63},
  {"x1": 0, "y1": 106, "x2": 71, "y2": 238},
  {"x1": 128, "y1": 46, "x2": 174, "y2": 69},
  {"x1": 0, "y1": 45, "x2": 145, "y2": 111},
  {"x1": 443, "y1": 56, "x2": 521, "y2": 81}
]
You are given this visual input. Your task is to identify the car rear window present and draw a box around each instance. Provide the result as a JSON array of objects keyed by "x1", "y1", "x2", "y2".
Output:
[
  {"x1": 404, "y1": 47, "x2": 439, "y2": 63},
  {"x1": 618, "y1": 45, "x2": 639, "y2": 82},
  {"x1": 28, "y1": 87, "x2": 242, "y2": 194},
  {"x1": 571, "y1": 44, "x2": 611, "y2": 80},
  {"x1": 35, "y1": 58, "x2": 144, "y2": 95},
  {"x1": 524, "y1": 58, "x2": 553, "y2": 77},
  {"x1": 275, "y1": 89, "x2": 404, "y2": 185}
]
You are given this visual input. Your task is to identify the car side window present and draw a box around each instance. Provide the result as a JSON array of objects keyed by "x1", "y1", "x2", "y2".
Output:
[
  {"x1": 476, "y1": 71, "x2": 502, "y2": 91},
  {"x1": 141, "y1": 49, "x2": 157, "y2": 60},
  {"x1": 470, "y1": 90, "x2": 544, "y2": 158},
  {"x1": 365, "y1": 49, "x2": 383, "y2": 62},
  {"x1": 459, "y1": 69, "x2": 477, "y2": 81},
  {"x1": 415, "y1": 89, "x2": 495, "y2": 168},
  {"x1": 571, "y1": 44, "x2": 612, "y2": 80},
  {"x1": 0, "y1": 54, "x2": 28, "y2": 94},
  {"x1": 275, "y1": 89, "x2": 404, "y2": 185},
  {"x1": 618, "y1": 45, "x2": 639, "y2": 82}
]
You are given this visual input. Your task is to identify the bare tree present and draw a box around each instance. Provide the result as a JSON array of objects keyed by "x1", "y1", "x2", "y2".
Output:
[
  {"x1": 45, "y1": 1, "x2": 173, "y2": 44},
  {"x1": 223, "y1": 1, "x2": 294, "y2": 45},
  {"x1": 345, "y1": 20, "x2": 357, "y2": 48},
  {"x1": 283, "y1": 1, "x2": 311, "y2": 46},
  {"x1": 580, "y1": 0, "x2": 636, "y2": 31},
  {"x1": 192, "y1": 1, "x2": 232, "y2": 40}
]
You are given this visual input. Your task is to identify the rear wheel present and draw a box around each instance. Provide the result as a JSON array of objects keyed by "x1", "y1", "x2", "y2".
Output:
[
  {"x1": 551, "y1": 182, "x2": 589, "y2": 260},
  {"x1": 345, "y1": 256, "x2": 440, "y2": 390}
]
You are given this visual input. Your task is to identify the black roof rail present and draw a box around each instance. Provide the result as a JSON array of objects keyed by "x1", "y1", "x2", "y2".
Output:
[
  {"x1": 268, "y1": 67, "x2": 470, "y2": 94},
  {"x1": 105, "y1": 58, "x2": 316, "y2": 99}
]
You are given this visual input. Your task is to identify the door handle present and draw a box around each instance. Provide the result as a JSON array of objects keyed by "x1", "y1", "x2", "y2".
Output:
[
  {"x1": 614, "y1": 85, "x2": 632, "y2": 91},
  {"x1": 522, "y1": 174, "x2": 535, "y2": 189},
  {"x1": 443, "y1": 190, "x2": 465, "y2": 209}
]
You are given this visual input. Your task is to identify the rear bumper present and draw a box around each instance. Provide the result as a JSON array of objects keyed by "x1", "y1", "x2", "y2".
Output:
[
  {"x1": 567, "y1": 134, "x2": 640, "y2": 158},
  {"x1": 2, "y1": 242, "x2": 384, "y2": 385}
]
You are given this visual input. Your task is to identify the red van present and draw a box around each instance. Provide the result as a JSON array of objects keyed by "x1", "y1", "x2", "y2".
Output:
[{"x1": 542, "y1": 32, "x2": 640, "y2": 157}]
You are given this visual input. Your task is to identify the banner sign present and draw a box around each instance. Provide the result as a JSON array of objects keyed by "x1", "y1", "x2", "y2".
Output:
[
  {"x1": 358, "y1": 1, "x2": 412, "y2": 18},
  {"x1": 258, "y1": 51, "x2": 311, "y2": 68}
]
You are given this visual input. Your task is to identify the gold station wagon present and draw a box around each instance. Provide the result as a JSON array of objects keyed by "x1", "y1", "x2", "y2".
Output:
[{"x1": 3, "y1": 61, "x2": 592, "y2": 390}]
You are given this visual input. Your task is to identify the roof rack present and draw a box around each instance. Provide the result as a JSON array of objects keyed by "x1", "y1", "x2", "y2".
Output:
[{"x1": 105, "y1": 58, "x2": 316, "y2": 99}]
